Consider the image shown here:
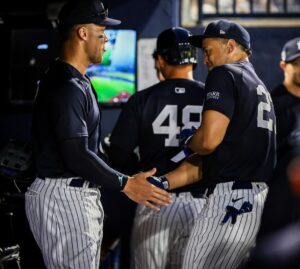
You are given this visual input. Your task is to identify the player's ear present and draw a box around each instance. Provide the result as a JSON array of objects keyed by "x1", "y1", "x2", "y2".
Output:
[
  {"x1": 279, "y1": 61, "x2": 286, "y2": 71},
  {"x1": 157, "y1": 54, "x2": 166, "y2": 69},
  {"x1": 227, "y1": 39, "x2": 235, "y2": 54},
  {"x1": 76, "y1": 25, "x2": 88, "y2": 41}
]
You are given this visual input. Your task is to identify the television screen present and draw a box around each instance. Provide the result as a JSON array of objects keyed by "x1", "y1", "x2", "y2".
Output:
[
  {"x1": 9, "y1": 29, "x2": 60, "y2": 104},
  {"x1": 86, "y1": 29, "x2": 137, "y2": 104}
]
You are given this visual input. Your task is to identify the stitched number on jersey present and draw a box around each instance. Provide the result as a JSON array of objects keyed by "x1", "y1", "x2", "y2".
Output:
[
  {"x1": 152, "y1": 105, "x2": 202, "y2": 146},
  {"x1": 257, "y1": 85, "x2": 273, "y2": 131}
]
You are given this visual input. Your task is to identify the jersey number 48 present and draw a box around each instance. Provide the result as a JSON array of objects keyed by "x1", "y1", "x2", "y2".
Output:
[{"x1": 152, "y1": 105, "x2": 203, "y2": 147}]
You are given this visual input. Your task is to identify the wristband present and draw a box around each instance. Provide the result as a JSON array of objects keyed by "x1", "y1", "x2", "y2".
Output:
[
  {"x1": 118, "y1": 174, "x2": 129, "y2": 190},
  {"x1": 147, "y1": 175, "x2": 169, "y2": 190}
]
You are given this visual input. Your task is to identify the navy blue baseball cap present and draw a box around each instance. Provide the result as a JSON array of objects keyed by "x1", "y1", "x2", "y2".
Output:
[
  {"x1": 58, "y1": 0, "x2": 121, "y2": 29},
  {"x1": 281, "y1": 37, "x2": 300, "y2": 62},
  {"x1": 189, "y1": 19, "x2": 251, "y2": 51}
]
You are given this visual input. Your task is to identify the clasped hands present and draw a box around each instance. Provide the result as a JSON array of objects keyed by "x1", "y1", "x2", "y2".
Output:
[{"x1": 122, "y1": 168, "x2": 172, "y2": 211}]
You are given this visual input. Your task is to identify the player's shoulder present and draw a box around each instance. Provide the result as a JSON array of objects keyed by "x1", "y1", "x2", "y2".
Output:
[
  {"x1": 214, "y1": 60, "x2": 251, "y2": 72},
  {"x1": 121, "y1": 82, "x2": 160, "y2": 108},
  {"x1": 132, "y1": 79, "x2": 205, "y2": 103},
  {"x1": 208, "y1": 61, "x2": 254, "y2": 86},
  {"x1": 43, "y1": 60, "x2": 86, "y2": 90},
  {"x1": 183, "y1": 79, "x2": 205, "y2": 89},
  {"x1": 128, "y1": 82, "x2": 161, "y2": 102},
  {"x1": 207, "y1": 65, "x2": 235, "y2": 83},
  {"x1": 41, "y1": 64, "x2": 86, "y2": 102}
]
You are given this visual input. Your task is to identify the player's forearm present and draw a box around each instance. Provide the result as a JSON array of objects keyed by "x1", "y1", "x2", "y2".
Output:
[
  {"x1": 188, "y1": 128, "x2": 216, "y2": 155},
  {"x1": 60, "y1": 137, "x2": 128, "y2": 190},
  {"x1": 165, "y1": 154, "x2": 202, "y2": 190},
  {"x1": 188, "y1": 110, "x2": 229, "y2": 155}
]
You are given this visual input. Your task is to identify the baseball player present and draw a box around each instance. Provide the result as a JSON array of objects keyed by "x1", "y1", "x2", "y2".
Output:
[
  {"x1": 256, "y1": 37, "x2": 300, "y2": 240},
  {"x1": 24, "y1": 1, "x2": 171, "y2": 269},
  {"x1": 108, "y1": 27, "x2": 206, "y2": 269},
  {"x1": 153, "y1": 20, "x2": 276, "y2": 269}
]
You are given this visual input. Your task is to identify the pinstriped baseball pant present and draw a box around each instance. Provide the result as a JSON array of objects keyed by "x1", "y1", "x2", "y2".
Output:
[
  {"x1": 130, "y1": 192, "x2": 206, "y2": 269},
  {"x1": 25, "y1": 177, "x2": 104, "y2": 269},
  {"x1": 183, "y1": 181, "x2": 268, "y2": 269}
]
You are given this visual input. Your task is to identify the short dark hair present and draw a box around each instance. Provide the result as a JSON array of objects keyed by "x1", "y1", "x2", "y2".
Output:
[{"x1": 152, "y1": 50, "x2": 159, "y2": 60}]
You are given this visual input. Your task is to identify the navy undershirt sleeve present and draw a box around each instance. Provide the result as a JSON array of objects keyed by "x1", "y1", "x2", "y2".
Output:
[
  {"x1": 203, "y1": 66, "x2": 236, "y2": 119},
  {"x1": 109, "y1": 94, "x2": 140, "y2": 174},
  {"x1": 60, "y1": 137, "x2": 128, "y2": 190}
]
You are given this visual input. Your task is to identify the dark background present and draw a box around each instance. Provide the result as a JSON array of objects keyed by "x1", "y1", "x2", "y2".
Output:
[{"x1": 0, "y1": 0, "x2": 299, "y2": 268}]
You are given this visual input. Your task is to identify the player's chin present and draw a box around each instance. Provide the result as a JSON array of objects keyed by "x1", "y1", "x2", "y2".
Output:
[
  {"x1": 207, "y1": 65, "x2": 214, "y2": 71},
  {"x1": 94, "y1": 57, "x2": 103, "y2": 65}
]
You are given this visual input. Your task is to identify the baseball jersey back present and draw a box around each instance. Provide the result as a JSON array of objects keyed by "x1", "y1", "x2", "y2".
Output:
[
  {"x1": 202, "y1": 61, "x2": 276, "y2": 184},
  {"x1": 109, "y1": 79, "x2": 204, "y2": 177}
]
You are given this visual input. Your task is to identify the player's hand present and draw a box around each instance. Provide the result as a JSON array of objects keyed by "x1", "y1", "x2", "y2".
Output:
[
  {"x1": 122, "y1": 168, "x2": 172, "y2": 211},
  {"x1": 179, "y1": 126, "x2": 197, "y2": 148}
]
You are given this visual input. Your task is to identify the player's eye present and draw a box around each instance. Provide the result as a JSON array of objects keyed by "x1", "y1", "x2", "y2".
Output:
[{"x1": 203, "y1": 48, "x2": 210, "y2": 56}]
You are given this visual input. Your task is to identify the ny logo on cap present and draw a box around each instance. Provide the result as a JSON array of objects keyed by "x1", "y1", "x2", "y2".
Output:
[
  {"x1": 220, "y1": 30, "x2": 226, "y2": 35},
  {"x1": 297, "y1": 41, "x2": 300, "y2": 51}
]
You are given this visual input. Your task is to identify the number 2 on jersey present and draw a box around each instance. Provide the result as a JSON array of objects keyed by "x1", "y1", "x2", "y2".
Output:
[
  {"x1": 152, "y1": 105, "x2": 203, "y2": 146},
  {"x1": 257, "y1": 85, "x2": 274, "y2": 132}
]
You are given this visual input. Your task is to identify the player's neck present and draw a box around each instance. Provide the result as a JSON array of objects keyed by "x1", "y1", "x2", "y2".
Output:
[
  {"x1": 165, "y1": 68, "x2": 194, "y2": 80},
  {"x1": 61, "y1": 42, "x2": 89, "y2": 74}
]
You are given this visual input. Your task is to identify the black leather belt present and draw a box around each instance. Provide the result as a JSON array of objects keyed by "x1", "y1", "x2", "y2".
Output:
[
  {"x1": 69, "y1": 178, "x2": 96, "y2": 188},
  {"x1": 38, "y1": 176, "x2": 96, "y2": 188}
]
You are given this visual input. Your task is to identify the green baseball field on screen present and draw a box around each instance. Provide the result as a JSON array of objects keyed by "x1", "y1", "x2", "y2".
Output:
[{"x1": 90, "y1": 73, "x2": 135, "y2": 103}]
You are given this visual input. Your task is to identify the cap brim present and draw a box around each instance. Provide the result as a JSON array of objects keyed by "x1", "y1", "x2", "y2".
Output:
[
  {"x1": 286, "y1": 53, "x2": 300, "y2": 62},
  {"x1": 188, "y1": 35, "x2": 204, "y2": 48},
  {"x1": 95, "y1": 17, "x2": 121, "y2": 26}
]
